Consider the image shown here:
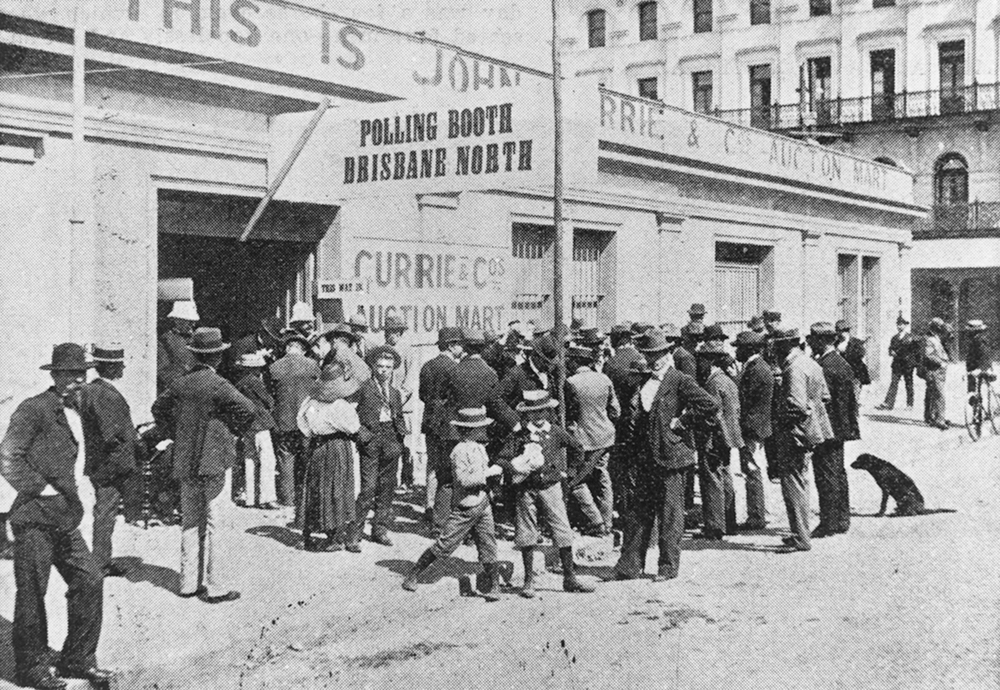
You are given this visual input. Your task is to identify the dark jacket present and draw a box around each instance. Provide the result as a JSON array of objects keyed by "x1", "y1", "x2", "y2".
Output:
[
  {"x1": 151, "y1": 365, "x2": 257, "y2": 480},
  {"x1": 839, "y1": 337, "x2": 871, "y2": 386},
  {"x1": 499, "y1": 360, "x2": 554, "y2": 412},
  {"x1": 80, "y1": 378, "x2": 138, "y2": 486},
  {"x1": 443, "y1": 355, "x2": 519, "y2": 440},
  {"x1": 497, "y1": 421, "x2": 581, "y2": 488},
  {"x1": 818, "y1": 350, "x2": 861, "y2": 442},
  {"x1": 704, "y1": 368, "x2": 743, "y2": 450},
  {"x1": 888, "y1": 332, "x2": 917, "y2": 370},
  {"x1": 672, "y1": 346, "x2": 697, "y2": 378},
  {"x1": 157, "y1": 329, "x2": 196, "y2": 393},
  {"x1": 0, "y1": 389, "x2": 85, "y2": 529},
  {"x1": 966, "y1": 337, "x2": 991, "y2": 373},
  {"x1": 419, "y1": 352, "x2": 456, "y2": 436},
  {"x1": 235, "y1": 373, "x2": 276, "y2": 434},
  {"x1": 355, "y1": 377, "x2": 407, "y2": 443},
  {"x1": 226, "y1": 332, "x2": 277, "y2": 382},
  {"x1": 269, "y1": 352, "x2": 321, "y2": 432},
  {"x1": 738, "y1": 355, "x2": 773, "y2": 441},
  {"x1": 626, "y1": 367, "x2": 718, "y2": 471},
  {"x1": 603, "y1": 345, "x2": 645, "y2": 423}
]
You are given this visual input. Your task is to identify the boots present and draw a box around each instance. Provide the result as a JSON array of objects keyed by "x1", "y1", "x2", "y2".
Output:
[
  {"x1": 520, "y1": 548, "x2": 536, "y2": 599},
  {"x1": 345, "y1": 522, "x2": 362, "y2": 553},
  {"x1": 560, "y1": 546, "x2": 595, "y2": 593},
  {"x1": 479, "y1": 562, "x2": 501, "y2": 602},
  {"x1": 402, "y1": 549, "x2": 437, "y2": 592}
]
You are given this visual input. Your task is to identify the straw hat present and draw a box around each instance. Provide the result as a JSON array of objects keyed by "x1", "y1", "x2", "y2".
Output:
[
  {"x1": 450, "y1": 406, "x2": 494, "y2": 428},
  {"x1": 92, "y1": 343, "x2": 125, "y2": 363},
  {"x1": 516, "y1": 389, "x2": 559, "y2": 412},
  {"x1": 238, "y1": 351, "x2": 268, "y2": 368}
]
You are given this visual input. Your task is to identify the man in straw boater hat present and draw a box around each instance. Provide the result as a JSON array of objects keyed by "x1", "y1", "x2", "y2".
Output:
[
  {"x1": 497, "y1": 389, "x2": 595, "y2": 597},
  {"x1": 152, "y1": 327, "x2": 257, "y2": 603},
  {"x1": 419, "y1": 327, "x2": 463, "y2": 534},
  {"x1": 734, "y1": 330, "x2": 773, "y2": 531},
  {"x1": 227, "y1": 315, "x2": 284, "y2": 382},
  {"x1": 769, "y1": 328, "x2": 834, "y2": 553},
  {"x1": 0, "y1": 343, "x2": 111, "y2": 689},
  {"x1": 80, "y1": 343, "x2": 139, "y2": 578},
  {"x1": 609, "y1": 327, "x2": 718, "y2": 583},
  {"x1": 158, "y1": 299, "x2": 199, "y2": 393},
  {"x1": 402, "y1": 407, "x2": 506, "y2": 600}
]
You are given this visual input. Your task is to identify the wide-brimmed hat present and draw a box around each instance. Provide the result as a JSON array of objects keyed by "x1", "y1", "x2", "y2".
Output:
[
  {"x1": 896, "y1": 313, "x2": 909, "y2": 326},
  {"x1": 688, "y1": 303, "x2": 707, "y2": 317},
  {"x1": 747, "y1": 315, "x2": 765, "y2": 331},
  {"x1": 835, "y1": 319, "x2": 852, "y2": 333},
  {"x1": 516, "y1": 389, "x2": 559, "y2": 412},
  {"x1": 735, "y1": 331, "x2": 766, "y2": 348},
  {"x1": 168, "y1": 300, "x2": 199, "y2": 321},
  {"x1": 238, "y1": 351, "x2": 268, "y2": 368},
  {"x1": 92, "y1": 343, "x2": 125, "y2": 363},
  {"x1": 322, "y1": 323, "x2": 357, "y2": 342},
  {"x1": 636, "y1": 328, "x2": 676, "y2": 353},
  {"x1": 966, "y1": 319, "x2": 987, "y2": 332},
  {"x1": 261, "y1": 315, "x2": 284, "y2": 341},
  {"x1": 762, "y1": 310, "x2": 782, "y2": 323},
  {"x1": 702, "y1": 324, "x2": 728, "y2": 342},
  {"x1": 437, "y1": 326, "x2": 462, "y2": 346},
  {"x1": 289, "y1": 302, "x2": 314, "y2": 324},
  {"x1": 348, "y1": 313, "x2": 368, "y2": 331},
  {"x1": 450, "y1": 406, "x2": 494, "y2": 428},
  {"x1": 366, "y1": 344, "x2": 401, "y2": 369},
  {"x1": 383, "y1": 315, "x2": 407, "y2": 333},
  {"x1": 186, "y1": 327, "x2": 230, "y2": 353},
  {"x1": 311, "y1": 364, "x2": 359, "y2": 402},
  {"x1": 40, "y1": 343, "x2": 94, "y2": 371}
]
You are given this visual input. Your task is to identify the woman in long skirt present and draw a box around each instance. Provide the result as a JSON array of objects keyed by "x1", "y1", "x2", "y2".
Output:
[{"x1": 297, "y1": 363, "x2": 361, "y2": 552}]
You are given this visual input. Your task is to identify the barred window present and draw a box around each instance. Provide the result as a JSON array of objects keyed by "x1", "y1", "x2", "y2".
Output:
[
  {"x1": 692, "y1": 71, "x2": 713, "y2": 114},
  {"x1": 638, "y1": 77, "x2": 658, "y2": 100},
  {"x1": 587, "y1": 9, "x2": 606, "y2": 48},
  {"x1": 639, "y1": 2, "x2": 657, "y2": 41},
  {"x1": 750, "y1": 0, "x2": 770, "y2": 25},
  {"x1": 694, "y1": 0, "x2": 713, "y2": 33}
]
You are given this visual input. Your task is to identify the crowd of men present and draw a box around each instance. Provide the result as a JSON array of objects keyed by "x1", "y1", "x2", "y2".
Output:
[{"x1": 3, "y1": 293, "x2": 987, "y2": 689}]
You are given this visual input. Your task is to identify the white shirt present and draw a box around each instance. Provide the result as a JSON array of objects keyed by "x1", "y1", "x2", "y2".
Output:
[
  {"x1": 639, "y1": 364, "x2": 670, "y2": 412},
  {"x1": 529, "y1": 357, "x2": 549, "y2": 391},
  {"x1": 40, "y1": 405, "x2": 86, "y2": 496}
]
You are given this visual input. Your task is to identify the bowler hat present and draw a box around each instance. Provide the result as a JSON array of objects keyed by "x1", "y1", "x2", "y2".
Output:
[
  {"x1": 530, "y1": 334, "x2": 560, "y2": 362},
  {"x1": 383, "y1": 315, "x2": 407, "y2": 332},
  {"x1": 771, "y1": 328, "x2": 800, "y2": 343},
  {"x1": 762, "y1": 310, "x2": 782, "y2": 322},
  {"x1": 576, "y1": 327, "x2": 605, "y2": 346},
  {"x1": 461, "y1": 328, "x2": 485, "y2": 346},
  {"x1": 698, "y1": 340, "x2": 727, "y2": 355},
  {"x1": 835, "y1": 319, "x2": 851, "y2": 333},
  {"x1": 437, "y1": 326, "x2": 462, "y2": 345},
  {"x1": 451, "y1": 406, "x2": 494, "y2": 428},
  {"x1": 92, "y1": 343, "x2": 125, "y2": 363},
  {"x1": 348, "y1": 313, "x2": 368, "y2": 331},
  {"x1": 566, "y1": 343, "x2": 597, "y2": 361},
  {"x1": 702, "y1": 324, "x2": 728, "y2": 342},
  {"x1": 311, "y1": 363, "x2": 359, "y2": 403},
  {"x1": 366, "y1": 344, "x2": 401, "y2": 369},
  {"x1": 186, "y1": 327, "x2": 230, "y2": 354},
  {"x1": 735, "y1": 331, "x2": 765, "y2": 348},
  {"x1": 688, "y1": 303, "x2": 707, "y2": 316},
  {"x1": 809, "y1": 322, "x2": 837, "y2": 337},
  {"x1": 635, "y1": 328, "x2": 676, "y2": 353},
  {"x1": 40, "y1": 343, "x2": 94, "y2": 371},
  {"x1": 289, "y1": 302, "x2": 314, "y2": 324},
  {"x1": 322, "y1": 323, "x2": 357, "y2": 342},
  {"x1": 516, "y1": 389, "x2": 559, "y2": 412},
  {"x1": 168, "y1": 300, "x2": 199, "y2": 322},
  {"x1": 747, "y1": 315, "x2": 765, "y2": 331}
]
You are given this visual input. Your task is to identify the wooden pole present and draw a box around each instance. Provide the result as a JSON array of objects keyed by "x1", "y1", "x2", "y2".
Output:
[
  {"x1": 551, "y1": 0, "x2": 566, "y2": 426},
  {"x1": 239, "y1": 97, "x2": 331, "y2": 242}
]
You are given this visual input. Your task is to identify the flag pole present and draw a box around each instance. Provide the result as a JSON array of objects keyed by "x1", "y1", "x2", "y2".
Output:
[{"x1": 551, "y1": 0, "x2": 566, "y2": 426}]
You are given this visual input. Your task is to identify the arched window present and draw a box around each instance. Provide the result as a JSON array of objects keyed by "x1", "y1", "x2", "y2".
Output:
[
  {"x1": 587, "y1": 9, "x2": 606, "y2": 48},
  {"x1": 934, "y1": 153, "x2": 968, "y2": 205},
  {"x1": 639, "y1": 2, "x2": 657, "y2": 41}
]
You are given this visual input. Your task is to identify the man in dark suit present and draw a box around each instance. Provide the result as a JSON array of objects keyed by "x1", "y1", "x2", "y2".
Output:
[
  {"x1": 1, "y1": 344, "x2": 110, "y2": 689},
  {"x1": 602, "y1": 324, "x2": 645, "y2": 522},
  {"x1": 227, "y1": 315, "x2": 283, "y2": 382},
  {"x1": 157, "y1": 300, "x2": 199, "y2": 394},
  {"x1": 674, "y1": 322, "x2": 701, "y2": 378},
  {"x1": 835, "y1": 319, "x2": 871, "y2": 400},
  {"x1": 350, "y1": 345, "x2": 408, "y2": 548},
  {"x1": 499, "y1": 333, "x2": 558, "y2": 409},
  {"x1": 877, "y1": 314, "x2": 916, "y2": 410},
  {"x1": 80, "y1": 344, "x2": 138, "y2": 577},
  {"x1": 152, "y1": 328, "x2": 256, "y2": 603},
  {"x1": 419, "y1": 327, "x2": 462, "y2": 532},
  {"x1": 735, "y1": 331, "x2": 772, "y2": 530},
  {"x1": 808, "y1": 323, "x2": 859, "y2": 537},
  {"x1": 611, "y1": 327, "x2": 718, "y2": 583}
]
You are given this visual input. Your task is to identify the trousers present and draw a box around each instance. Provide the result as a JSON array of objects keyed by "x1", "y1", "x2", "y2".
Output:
[
  {"x1": 568, "y1": 446, "x2": 614, "y2": 531},
  {"x1": 236, "y1": 430, "x2": 278, "y2": 506},
  {"x1": 425, "y1": 434, "x2": 455, "y2": 532},
  {"x1": 354, "y1": 423, "x2": 402, "y2": 534},
  {"x1": 91, "y1": 481, "x2": 122, "y2": 569},
  {"x1": 924, "y1": 372, "x2": 947, "y2": 426},
  {"x1": 812, "y1": 439, "x2": 850, "y2": 532},
  {"x1": 738, "y1": 440, "x2": 768, "y2": 526},
  {"x1": 883, "y1": 365, "x2": 914, "y2": 408},
  {"x1": 778, "y1": 454, "x2": 811, "y2": 550},
  {"x1": 698, "y1": 442, "x2": 736, "y2": 534},
  {"x1": 274, "y1": 430, "x2": 305, "y2": 507},
  {"x1": 179, "y1": 473, "x2": 228, "y2": 596},
  {"x1": 615, "y1": 462, "x2": 687, "y2": 578},
  {"x1": 12, "y1": 523, "x2": 103, "y2": 675}
]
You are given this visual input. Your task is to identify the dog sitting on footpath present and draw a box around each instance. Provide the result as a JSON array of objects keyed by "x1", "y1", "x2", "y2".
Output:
[{"x1": 850, "y1": 453, "x2": 956, "y2": 517}]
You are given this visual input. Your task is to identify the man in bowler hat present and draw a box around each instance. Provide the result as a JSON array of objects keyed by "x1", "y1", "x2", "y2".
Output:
[
  {"x1": 734, "y1": 330, "x2": 772, "y2": 530},
  {"x1": 877, "y1": 314, "x2": 916, "y2": 410},
  {"x1": 1, "y1": 343, "x2": 111, "y2": 689},
  {"x1": 419, "y1": 327, "x2": 463, "y2": 532}
]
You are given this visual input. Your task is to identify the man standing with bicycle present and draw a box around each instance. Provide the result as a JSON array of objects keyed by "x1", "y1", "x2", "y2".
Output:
[{"x1": 965, "y1": 320, "x2": 994, "y2": 408}]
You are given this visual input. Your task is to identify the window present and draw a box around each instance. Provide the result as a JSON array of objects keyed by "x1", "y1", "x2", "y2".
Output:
[
  {"x1": 749, "y1": 64, "x2": 772, "y2": 128},
  {"x1": 750, "y1": 0, "x2": 770, "y2": 25},
  {"x1": 939, "y1": 41, "x2": 965, "y2": 114},
  {"x1": 873, "y1": 0, "x2": 894, "y2": 6},
  {"x1": 694, "y1": 0, "x2": 713, "y2": 33},
  {"x1": 934, "y1": 153, "x2": 968, "y2": 206},
  {"x1": 810, "y1": 0, "x2": 831, "y2": 16},
  {"x1": 587, "y1": 10, "x2": 606, "y2": 48},
  {"x1": 870, "y1": 49, "x2": 895, "y2": 120},
  {"x1": 638, "y1": 77, "x2": 658, "y2": 100},
  {"x1": 802, "y1": 56, "x2": 832, "y2": 124},
  {"x1": 692, "y1": 71, "x2": 713, "y2": 114},
  {"x1": 639, "y1": 2, "x2": 657, "y2": 41}
]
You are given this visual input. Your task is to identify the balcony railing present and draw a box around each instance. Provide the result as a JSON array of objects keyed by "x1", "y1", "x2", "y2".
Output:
[
  {"x1": 913, "y1": 202, "x2": 1000, "y2": 239},
  {"x1": 715, "y1": 82, "x2": 1000, "y2": 132}
]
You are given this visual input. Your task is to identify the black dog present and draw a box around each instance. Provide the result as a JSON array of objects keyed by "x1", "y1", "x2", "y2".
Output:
[{"x1": 850, "y1": 453, "x2": 954, "y2": 517}]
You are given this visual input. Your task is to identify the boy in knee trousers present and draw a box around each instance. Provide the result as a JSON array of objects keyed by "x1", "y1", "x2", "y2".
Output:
[
  {"x1": 402, "y1": 407, "x2": 504, "y2": 600},
  {"x1": 499, "y1": 390, "x2": 596, "y2": 598}
]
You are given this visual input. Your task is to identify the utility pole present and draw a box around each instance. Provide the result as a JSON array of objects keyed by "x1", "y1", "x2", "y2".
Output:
[{"x1": 551, "y1": 0, "x2": 566, "y2": 425}]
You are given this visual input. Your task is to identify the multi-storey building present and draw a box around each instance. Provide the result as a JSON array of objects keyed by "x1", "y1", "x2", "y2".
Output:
[{"x1": 562, "y1": 0, "x2": 1000, "y2": 357}]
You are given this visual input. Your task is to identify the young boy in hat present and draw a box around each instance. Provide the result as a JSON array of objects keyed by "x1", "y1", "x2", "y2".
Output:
[
  {"x1": 498, "y1": 389, "x2": 596, "y2": 598},
  {"x1": 402, "y1": 407, "x2": 505, "y2": 600}
]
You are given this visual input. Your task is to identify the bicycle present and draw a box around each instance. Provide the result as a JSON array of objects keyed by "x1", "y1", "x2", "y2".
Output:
[{"x1": 964, "y1": 370, "x2": 999, "y2": 441}]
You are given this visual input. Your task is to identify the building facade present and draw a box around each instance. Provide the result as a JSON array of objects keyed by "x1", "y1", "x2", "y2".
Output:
[
  {"x1": 0, "y1": 1, "x2": 915, "y2": 438},
  {"x1": 561, "y1": 0, "x2": 1000, "y2": 357}
]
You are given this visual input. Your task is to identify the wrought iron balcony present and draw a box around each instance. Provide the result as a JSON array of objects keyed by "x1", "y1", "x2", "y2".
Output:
[
  {"x1": 715, "y1": 82, "x2": 1000, "y2": 131},
  {"x1": 912, "y1": 202, "x2": 1000, "y2": 239}
]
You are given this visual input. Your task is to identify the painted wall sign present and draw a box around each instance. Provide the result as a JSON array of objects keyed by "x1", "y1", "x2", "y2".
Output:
[
  {"x1": 317, "y1": 279, "x2": 365, "y2": 296},
  {"x1": 7, "y1": 1, "x2": 547, "y2": 100},
  {"x1": 597, "y1": 90, "x2": 916, "y2": 208}
]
